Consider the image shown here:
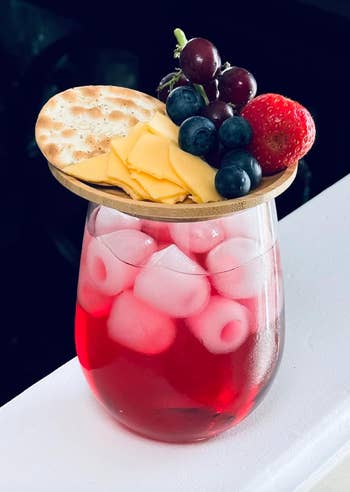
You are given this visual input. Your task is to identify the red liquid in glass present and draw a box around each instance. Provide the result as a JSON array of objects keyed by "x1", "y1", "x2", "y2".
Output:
[{"x1": 75, "y1": 222, "x2": 283, "y2": 442}]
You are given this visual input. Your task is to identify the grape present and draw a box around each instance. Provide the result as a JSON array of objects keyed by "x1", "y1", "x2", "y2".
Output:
[
  {"x1": 218, "y1": 67, "x2": 257, "y2": 107},
  {"x1": 203, "y1": 79, "x2": 219, "y2": 101},
  {"x1": 200, "y1": 100, "x2": 235, "y2": 129},
  {"x1": 157, "y1": 72, "x2": 190, "y2": 102},
  {"x1": 180, "y1": 38, "x2": 221, "y2": 84}
]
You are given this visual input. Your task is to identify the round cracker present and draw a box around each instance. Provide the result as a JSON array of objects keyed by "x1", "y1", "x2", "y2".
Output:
[{"x1": 35, "y1": 85, "x2": 165, "y2": 170}]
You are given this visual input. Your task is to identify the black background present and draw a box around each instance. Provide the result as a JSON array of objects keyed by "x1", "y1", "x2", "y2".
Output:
[{"x1": 1, "y1": 0, "x2": 349, "y2": 406}]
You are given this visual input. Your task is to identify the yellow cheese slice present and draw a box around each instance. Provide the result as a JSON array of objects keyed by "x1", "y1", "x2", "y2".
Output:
[
  {"x1": 169, "y1": 144, "x2": 222, "y2": 203},
  {"x1": 64, "y1": 153, "x2": 110, "y2": 183},
  {"x1": 111, "y1": 181, "x2": 143, "y2": 201},
  {"x1": 106, "y1": 151, "x2": 149, "y2": 200},
  {"x1": 147, "y1": 112, "x2": 179, "y2": 143},
  {"x1": 160, "y1": 194, "x2": 187, "y2": 204},
  {"x1": 111, "y1": 122, "x2": 150, "y2": 162},
  {"x1": 130, "y1": 171, "x2": 186, "y2": 200},
  {"x1": 128, "y1": 133, "x2": 188, "y2": 189}
]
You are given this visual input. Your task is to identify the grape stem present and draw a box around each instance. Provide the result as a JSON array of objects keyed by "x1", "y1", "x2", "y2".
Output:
[
  {"x1": 158, "y1": 69, "x2": 183, "y2": 91},
  {"x1": 194, "y1": 84, "x2": 209, "y2": 105},
  {"x1": 174, "y1": 28, "x2": 188, "y2": 49}
]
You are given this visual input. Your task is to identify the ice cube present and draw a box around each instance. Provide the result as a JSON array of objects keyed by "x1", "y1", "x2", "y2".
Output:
[
  {"x1": 77, "y1": 268, "x2": 113, "y2": 317},
  {"x1": 107, "y1": 290, "x2": 176, "y2": 354},
  {"x1": 141, "y1": 219, "x2": 171, "y2": 243},
  {"x1": 86, "y1": 230, "x2": 156, "y2": 296},
  {"x1": 206, "y1": 237, "x2": 265, "y2": 299},
  {"x1": 169, "y1": 220, "x2": 225, "y2": 254},
  {"x1": 221, "y1": 209, "x2": 259, "y2": 240},
  {"x1": 221, "y1": 205, "x2": 276, "y2": 252},
  {"x1": 238, "y1": 245, "x2": 284, "y2": 333},
  {"x1": 94, "y1": 206, "x2": 141, "y2": 236},
  {"x1": 187, "y1": 296, "x2": 250, "y2": 354},
  {"x1": 100, "y1": 229, "x2": 157, "y2": 265},
  {"x1": 86, "y1": 238, "x2": 138, "y2": 296},
  {"x1": 134, "y1": 245, "x2": 210, "y2": 318}
]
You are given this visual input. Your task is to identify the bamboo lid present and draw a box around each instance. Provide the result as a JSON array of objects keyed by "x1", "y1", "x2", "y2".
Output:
[{"x1": 48, "y1": 161, "x2": 298, "y2": 222}]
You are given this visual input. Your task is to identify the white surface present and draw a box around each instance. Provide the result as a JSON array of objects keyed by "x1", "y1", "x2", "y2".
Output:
[{"x1": 1, "y1": 176, "x2": 350, "y2": 492}]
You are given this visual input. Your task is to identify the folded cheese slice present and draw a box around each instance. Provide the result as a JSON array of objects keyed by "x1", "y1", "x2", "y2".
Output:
[
  {"x1": 128, "y1": 133, "x2": 187, "y2": 189},
  {"x1": 106, "y1": 151, "x2": 149, "y2": 200},
  {"x1": 160, "y1": 194, "x2": 188, "y2": 204},
  {"x1": 64, "y1": 153, "x2": 110, "y2": 183},
  {"x1": 130, "y1": 171, "x2": 186, "y2": 201},
  {"x1": 147, "y1": 112, "x2": 179, "y2": 143},
  {"x1": 111, "y1": 122, "x2": 149, "y2": 162},
  {"x1": 169, "y1": 144, "x2": 222, "y2": 203}
]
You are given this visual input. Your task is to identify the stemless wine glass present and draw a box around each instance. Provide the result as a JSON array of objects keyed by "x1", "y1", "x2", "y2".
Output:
[{"x1": 75, "y1": 200, "x2": 284, "y2": 443}]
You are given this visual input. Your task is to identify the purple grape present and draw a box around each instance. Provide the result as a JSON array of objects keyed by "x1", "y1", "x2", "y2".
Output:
[
  {"x1": 218, "y1": 67, "x2": 257, "y2": 107},
  {"x1": 203, "y1": 79, "x2": 219, "y2": 101},
  {"x1": 157, "y1": 72, "x2": 190, "y2": 102},
  {"x1": 200, "y1": 100, "x2": 235, "y2": 129},
  {"x1": 180, "y1": 38, "x2": 221, "y2": 84}
]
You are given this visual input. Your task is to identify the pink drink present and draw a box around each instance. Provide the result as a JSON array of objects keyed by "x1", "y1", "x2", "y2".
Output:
[{"x1": 75, "y1": 204, "x2": 284, "y2": 442}]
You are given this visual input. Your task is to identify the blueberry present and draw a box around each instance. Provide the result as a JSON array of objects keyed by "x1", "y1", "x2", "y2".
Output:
[
  {"x1": 179, "y1": 116, "x2": 217, "y2": 156},
  {"x1": 215, "y1": 166, "x2": 251, "y2": 199},
  {"x1": 166, "y1": 86, "x2": 205, "y2": 125},
  {"x1": 221, "y1": 150, "x2": 262, "y2": 189},
  {"x1": 219, "y1": 116, "x2": 252, "y2": 148}
]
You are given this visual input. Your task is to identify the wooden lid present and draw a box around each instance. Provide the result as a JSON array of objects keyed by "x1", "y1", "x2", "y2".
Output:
[{"x1": 48, "y1": 161, "x2": 298, "y2": 222}]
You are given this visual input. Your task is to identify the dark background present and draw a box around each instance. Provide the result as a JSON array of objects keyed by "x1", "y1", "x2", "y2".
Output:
[{"x1": 1, "y1": 0, "x2": 349, "y2": 406}]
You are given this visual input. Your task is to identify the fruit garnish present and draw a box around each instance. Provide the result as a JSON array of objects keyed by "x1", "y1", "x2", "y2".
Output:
[
  {"x1": 200, "y1": 100, "x2": 235, "y2": 129},
  {"x1": 157, "y1": 26, "x2": 316, "y2": 201},
  {"x1": 178, "y1": 116, "x2": 217, "y2": 156},
  {"x1": 179, "y1": 37, "x2": 221, "y2": 84},
  {"x1": 218, "y1": 66, "x2": 257, "y2": 108},
  {"x1": 241, "y1": 93, "x2": 316, "y2": 175},
  {"x1": 166, "y1": 85, "x2": 205, "y2": 125},
  {"x1": 202, "y1": 79, "x2": 219, "y2": 101},
  {"x1": 156, "y1": 27, "x2": 263, "y2": 199},
  {"x1": 220, "y1": 150, "x2": 262, "y2": 189},
  {"x1": 215, "y1": 165, "x2": 251, "y2": 199},
  {"x1": 219, "y1": 116, "x2": 252, "y2": 149},
  {"x1": 157, "y1": 71, "x2": 190, "y2": 103}
]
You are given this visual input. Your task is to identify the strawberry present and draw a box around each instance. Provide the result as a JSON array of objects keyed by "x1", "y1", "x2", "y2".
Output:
[{"x1": 241, "y1": 93, "x2": 316, "y2": 175}]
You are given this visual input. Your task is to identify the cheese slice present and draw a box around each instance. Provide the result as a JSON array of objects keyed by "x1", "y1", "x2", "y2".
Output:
[
  {"x1": 130, "y1": 171, "x2": 186, "y2": 201},
  {"x1": 160, "y1": 194, "x2": 187, "y2": 204},
  {"x1": 128, "y1": 133, "x2": 187, "y2": 188},
  {"x1": 111, "y1": 122, "x2": 150, "y2": 162},
  {"x1": 110, "y1": 181, "x2": 143, "y2": 201},
  {"x1": 147, "y1": 112, "x2": 179, "y2": 143},
  {"x1": 169, "y1": 144, "x2": 222, "y2": 203},
  {"x1": 106, "y1": 151, "x2": 149, "y2": 200},
  {"x1": 64, "y1": 153, "x2": 110, "y2": 183}
]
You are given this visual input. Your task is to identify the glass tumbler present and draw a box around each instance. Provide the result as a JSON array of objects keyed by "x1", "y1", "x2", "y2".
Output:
[{"x1": 75, "y1": 200, "x2": 284, "y2": 442}]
